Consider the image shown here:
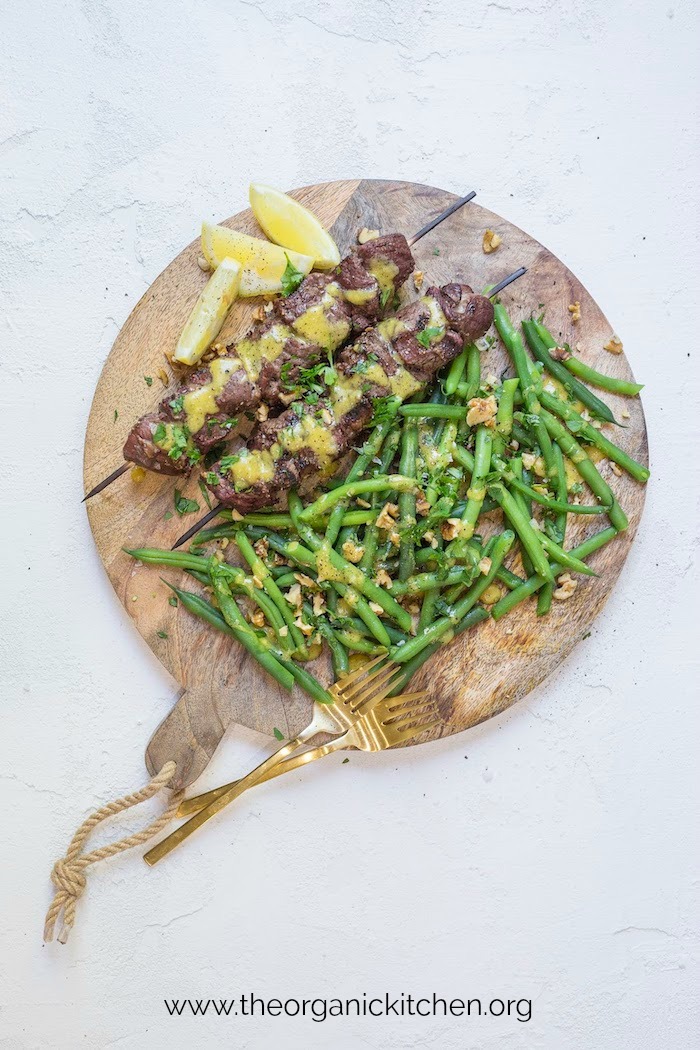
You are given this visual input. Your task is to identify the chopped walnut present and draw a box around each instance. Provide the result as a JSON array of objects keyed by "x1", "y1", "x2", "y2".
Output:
[
  {"x1": 252, "y1": 304, "x2": 266, "y2": 323},
  {"x1": 604, "y1": 335, "x2": 623, "y2": 355},
  {"x1": 423, "y1": 530, "x2": 439, "y2": 550},
  {"x1": 553, "y1": 573, "x2": 578, "y2": 600},
  {"x1": 483, "y1": 229, "x2": 502, "y2": 254},
  {"x1": 312, "y1": 592, "x2": 325, "y2": 616},
  {"x1": 342, "y1": 539, "x2": 365, "y2": 564},
  {"x1": 256, "y1": 403, "x2": 269, "y2": 422},
  {"x1": 621, "y1": 409, "x2": 630, "y2": 420},
  {"x1": 250, "y1": 609, "x2": 266, "y2": 628},
  {"x1": 441, "y1": 518, "x2": 462, "y2": 541},
  {"x1": 466, "y1": 395, "x2": 498, "y2": 427},
  {"x1": 389, "y1": 530, "x2": 401, "y2": 548},
  {"x1": 369, "y1": 601, "x2": 384, "y2": 616},
  {"x1": 321, "y1": 408, "x2": 333, "y2": 426},
  {"x1": 358, "y1": 228, "x2": 380, "y2": 244},
  {"x1": 415, "y1": 494, "x2": 431, "y2": 516},
  {"x1": 521, "y1": 452, "x2": 537, "y2": 470},
  {"x1": 374, "y1": 568, "x2": 393, "y2": 588},
  {"x1": 413, "y1": 271, "x2": 424, "y2": 291},
  {"x1": 218, "y1": 537, "x2": 229, "y2": 550},
  {"x1": 478, "y1": 556, "x2": 492, "y2": 575},
  {"x1": 568, "y1": 301, "x2": 581, "y2": 323},
  {"x1": 230, "y1": 509, "x2": 244, "y2": 521},
  {"x1": 253, "y1": 537, "x2": 269, "y2": 560},
  {"x1": 484, "y1": 373, "x2": 499, "y2": 389},
  {"x1": 285, "y1": 583, "x2": 302, "y2": 608},
  {"x1": 610, "y1": 462, "x2": 623, "y2": 477},
  {"x1": 550, "y1": 345, "x2": 571, "y2": 362},
  {"x1": 252, "y1": 574, "x2": 264, "y2": 589},
  {"x1": 356, "y1": 497, "x2": 372, "y2": 509},
  {"x1": 294, "y1": 573, "x2": 317, "y2": 589},
  {"x1": 376, "y1": 501, "x2": 399, "y2": 530},
  {"x1": 279, "y1": 625, "x2": 289, "y2": 638},
  {"x1": 294, "y1": 617, "x2": 315, "y2": 636},
  {"x1": 197, "y1": 255, "x2": 211, "y2": 272}
]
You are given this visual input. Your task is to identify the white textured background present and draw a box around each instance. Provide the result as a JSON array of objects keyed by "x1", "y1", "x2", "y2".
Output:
[{"x1": 1, "y1": 0, "x2": 699, "y2": 1047}]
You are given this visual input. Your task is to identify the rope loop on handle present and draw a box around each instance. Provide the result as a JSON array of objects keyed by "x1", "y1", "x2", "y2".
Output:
[{"x1": 44, "y1": 761, "x2": 180, "y2": 944}]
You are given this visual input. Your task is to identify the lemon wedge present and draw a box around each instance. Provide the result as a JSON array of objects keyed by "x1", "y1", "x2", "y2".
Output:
[
  {"x1": 172, "y1": 256, "x2": 241, "y2": 366},
  {"x1": 249, "y1": 184, "x2": 341, "y2": 270},
  {"x1": 201, "y1": 222, "x2": 314, "y2": 297}
]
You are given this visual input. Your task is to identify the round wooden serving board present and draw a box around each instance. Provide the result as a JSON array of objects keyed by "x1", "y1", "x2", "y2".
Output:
[{"x1": 84, "y1": 179, "x2": 648, "y2": 789}]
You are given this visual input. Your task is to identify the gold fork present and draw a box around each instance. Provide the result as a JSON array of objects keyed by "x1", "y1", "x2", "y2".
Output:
[
  {"x1": 144, "y1": 671, "x2": 437, "y2": 866},
  {"x1": 175, "y1": 654, "x2": 402, "y2": 819}
]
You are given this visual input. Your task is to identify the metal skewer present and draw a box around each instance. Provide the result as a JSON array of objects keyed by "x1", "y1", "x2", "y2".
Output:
[
  {"x1": 82, "y1": 190, "x2": 481, "y2": 504},
  {"x1": 172, "y1": 265, "x2": 529, "y2": 550}
]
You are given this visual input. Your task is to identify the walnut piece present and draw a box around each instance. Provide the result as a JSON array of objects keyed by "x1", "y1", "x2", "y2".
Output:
[
  {"x1": 550, "y1": 345, "x2": 571, "y2": 362},
  {"x1": 482, "y1": 229, "x2": 502, "y2": 254},
  {"x1": 285, "y1": 583, "x2": 302, "y2": 608},
  {"x1": 478, "y1": 556, "x2": 492, "y2": 575},
  {"x1": 341, "y1": 540, "x2": 365, "y2": 564},
  {"x1": 568, "y1": 301, "x2": 581, "y2": 323},
  {"x1": 415, "y1": 494, "x2": 431, "y2": 517},
  {"x1": 197, "y1": 255, "x2": 211, "y2": 272},
  {"x1": 441, "y1": 518, "x2": 462, "y2": 541},
  {"x1": 604, "y1": 335, "x2": 623, "y2": 355},
  {"x1": 253, "y1": 537, "x2": 269, "y2": 559},
  {"x1": 413, "y1": 271, "x2": 424, "y2": 291},
  {"x1": 358, "y1": 228, "x2": 380, "y2": 244},
  {"x1": 376, "y1": 501, "x2": 399, "y2": 530},
  {"x1": 374, "y1": 568, "x2": 393, "y2": 588},
  {"x1": 610, "y1": 462, "x2": 623, "y2": 477},
  {"x1": 250, "y1": 609, "x2": 266, "y2": 628},
  {"x1": 553, "y1": 573, "x2": 578, "y2": 600},
  {"x1": 466, "y1": 395, "x2": 498, "y2": 427}
]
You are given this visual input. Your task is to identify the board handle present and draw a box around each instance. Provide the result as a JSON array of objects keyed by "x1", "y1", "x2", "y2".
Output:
[{"x1": 145, "y1": 685, "x2": 227, "y2": 791}]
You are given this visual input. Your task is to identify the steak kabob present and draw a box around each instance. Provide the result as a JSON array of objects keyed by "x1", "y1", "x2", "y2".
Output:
[
  {"x1": 173, "y1": 267, "x2": 526, "y2": 547},
  {"x1": 84, "y1": 193, "x2": 478, "y2": 500}
]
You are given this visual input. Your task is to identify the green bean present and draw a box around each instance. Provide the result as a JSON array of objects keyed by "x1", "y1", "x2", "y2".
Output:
[
  {"x1": 299, "y1": 475, "x2": 417, "y2": 523},
  {"x1": 323, "y1": 410, "x2": 398, "y2": 544},
  {"x1": 536, "y1": 533, "x2": 597, "y2": 576},
  {"x1": 301, "y1": 603, "x2": 349, "y2": 681},
  {"x1": 538, "y1": 409, "x2": 629, "y2": 531},
  {"x1": 487, "y1": 484, "x2": 555, "y2": 582},
  {"x1": 235, "y1": 532, "x2": 306, "y2": 652},
  {"x1": 522, "y1": 319, "x2": 618, "y2": 425},
  {"x1": 458, "y1": 426, "x2": 492, "y2": 541},
  {"x1": 291, "y1": 501, "x2": 412, "y2": 633},
  {"x1": 390, "y1": 530, "x2": 514, "y2": 664},
  {"x1": 532, "y1": 319, "x2": 643, "y2": 397},
  {"x1": 538, "y1": 390, "x2": 650, "y2": 484},
  {"x1": 398, "y1": 419, "x2": 419, "y2": 582},
  {"x1": 205, "y1": 572, "x2": 296, "y2": 690},
  {"x1": 492, "y1": 526, "x2": 619, "y2": 620},
  {"x1": 399, "y1": 404, "x2": 466, "y2": 419},
  {"x1": 444, "y1": 345, "x2": 469, "y2": 395},
  {"x1": 274, "y1": 655, "x2": 334, "y2": 704},
  {"x1": 496, "y1": 377, "x2": 520, "y2": 439},
  {"x1": 390, "y1": 565, "x2": 474, "y2": 597},
  {"x1": 334, "y1": 631, "x2": 387, "y2": 655},
  {"x1": 497, "y1": 470, "x2": 608, "y2": 515},
  {"x1": 455, "y1": 343, "x2": 481, "y2": 401},
  {"x1": 331, "y1": 582, "x2": 391, "y2": 646},
  {"x1": 124, "y1": 548, "x2": 212, "y2": 573}
]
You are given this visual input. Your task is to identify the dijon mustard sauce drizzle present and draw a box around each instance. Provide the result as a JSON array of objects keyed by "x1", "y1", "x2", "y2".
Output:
[
  {"x1": 224, "y1": 296, "x2": 450, "y2": 493},
  {"x1": 171, "y1": 264, "x2": 392, "y2": 440}
]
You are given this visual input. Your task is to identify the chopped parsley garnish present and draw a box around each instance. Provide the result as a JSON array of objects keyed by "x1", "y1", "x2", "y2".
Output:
[
  {"x1": 380, "y1": 287, "x2": 392, "y2": 310},
  {"x1": 273, "y1": 727, "x2": 284, "y2": 741},
  {"x1": 352, "y1": 352, "x2": 378, "y2": 375},
  {"x1": 205, "y1": 471, "x2": 220, "y2": 486},
  {"x1": 291, "y1": 401, "x2": 305, "y2": 417},
  {"x1": 169, "y1": 395, "x2": 184, "y2": 414},
  {"x1": 219, "y1": 453, "x2": 241, "y2": 472},
  {"x1": 174, "y1": 489, "x2": 200, "y2": 516},
  {"x1": 432, "y1": 248, "x2": 440, "y2": 256},
  {"x1": 198, "y1": 477, "x2": 213, "y2": 509},
  {"x1": 168, "y1": 596, "x2": 178, "y2": 607},
  {"x1": 370, "y1": 395, "x2": 399, "y2": 428},
  {"x1": 168, "y1": 425, "x2": 189, "y2": 460},
  {"x1": 417, "y1": 326, "x2": 444, "y2": 348},
  {"x1": 157, "y1": 630, "x2": 168, "y2": 639},
  {"x1": 144, "y1": 376, "x2": 153, "y2": 386},
  {"x1": 281, "y1": 254, "x2": 305, "y2": 297},
  {"x1": 153, "y1": 422, "x2": 167, "y2": 445},
  {"x1": 113, "y1": 409, "x2": 118, "y2": 423},
  {"x1": 163, "y1": 510, "x2": 173, "y2": 521}
]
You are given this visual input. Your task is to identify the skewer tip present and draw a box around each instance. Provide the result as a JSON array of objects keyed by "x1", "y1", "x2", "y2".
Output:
[
  {"x1": 82, "y1": 462, "x2": 130, "y2": 501},
  {"x1": 171, "y1": 504, "x2": 223, "y2": 549}
]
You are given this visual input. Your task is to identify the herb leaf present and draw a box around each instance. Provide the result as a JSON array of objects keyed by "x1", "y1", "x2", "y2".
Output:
[
  {"x1": 281, "y1": 255, "x2": 305, "y2": 297},
  {"x1": 144, "y1": 376, "x2": 153, "y2": 387},
  {"x1": 417, "y1": 326, "x2": 444, "y2": 348},
  {"x1": 198, "y1": 477, "x2": 213, "y2": 509},
  {"x1": 174, "y1": 489, "x2": 200, "y2": 516},
  {"x1": 273, "y1": 727, "x2": 284, "y2": 741}
]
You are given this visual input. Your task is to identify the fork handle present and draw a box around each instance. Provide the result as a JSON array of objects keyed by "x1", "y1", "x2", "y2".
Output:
[
  {"x1": 178, "y1": 736, "x2": 349, "y2": 817},
  {"x1": 176, "y1": 723, "x2": 322, "y2": 817},
  {"x1": 144, "y1": 729, "x2": 334, "y2": 865}
]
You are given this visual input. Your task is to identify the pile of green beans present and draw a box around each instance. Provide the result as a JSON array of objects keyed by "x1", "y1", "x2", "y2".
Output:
[{"x1": 125, "y1": 297, "x2": 647, "y2": 706}]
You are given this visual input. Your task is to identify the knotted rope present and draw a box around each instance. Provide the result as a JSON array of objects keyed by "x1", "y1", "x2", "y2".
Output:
[{"x1": 44, "y1": 761, "x2": 181, "y2": 943}]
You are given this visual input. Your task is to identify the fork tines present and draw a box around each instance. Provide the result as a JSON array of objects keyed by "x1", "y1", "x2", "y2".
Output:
[{"x1": 331, "y1": 657, "x2": 404, "y2": 708}]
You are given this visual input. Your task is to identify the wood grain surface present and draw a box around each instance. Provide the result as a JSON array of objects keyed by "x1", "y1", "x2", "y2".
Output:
[{"x1": 83, "y1": 179, "x2": 648, "y2": 789}]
